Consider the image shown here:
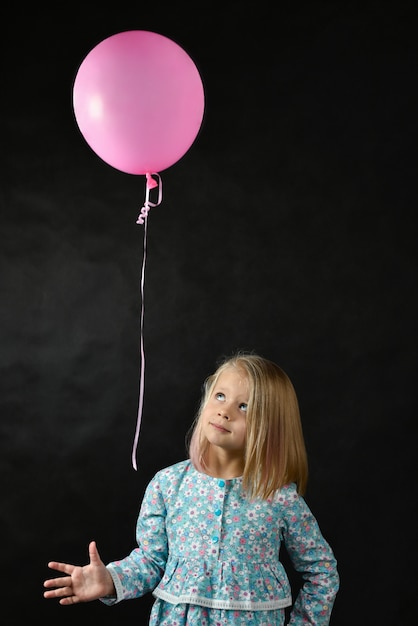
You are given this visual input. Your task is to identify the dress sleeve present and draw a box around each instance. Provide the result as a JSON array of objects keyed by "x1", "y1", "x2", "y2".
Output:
[
  {"x1": 280, "y1": 487, "x2": 339, "y2": 625},
  {"x1": 101, "y1": 473, "x2": 169, "y2": 604}
]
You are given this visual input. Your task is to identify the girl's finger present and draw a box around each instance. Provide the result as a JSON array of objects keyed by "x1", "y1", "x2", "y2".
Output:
[
  {"x1": 44, "y1": 575, "x2": 72, "y2": 588},
  {"x1": 47, "y1": 561, "x2": 74, "y2": 574}
]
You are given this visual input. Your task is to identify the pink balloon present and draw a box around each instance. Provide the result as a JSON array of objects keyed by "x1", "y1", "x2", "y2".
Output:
[{"x1": 72, "y1": 30, "x2": 205, "y2": 175}]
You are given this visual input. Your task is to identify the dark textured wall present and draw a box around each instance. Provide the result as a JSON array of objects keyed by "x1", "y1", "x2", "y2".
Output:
[{"x1": 1, "y1": 2, "x2": 416, "y2": 624}]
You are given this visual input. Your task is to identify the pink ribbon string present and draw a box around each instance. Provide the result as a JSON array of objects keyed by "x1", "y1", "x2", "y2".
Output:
[{"x1": 132, "y1": 173, "x2": 163, "y2": 471}]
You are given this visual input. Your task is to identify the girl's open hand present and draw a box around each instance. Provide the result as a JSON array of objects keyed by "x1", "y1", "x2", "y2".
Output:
[{"x1": 43, "y1": 540, "x2": 115, "y2": 605}]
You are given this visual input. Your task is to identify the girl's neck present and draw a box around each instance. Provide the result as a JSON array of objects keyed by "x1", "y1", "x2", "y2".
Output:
[{"x1": 204, "y1": 448, "x2": 245, "y2": 479}]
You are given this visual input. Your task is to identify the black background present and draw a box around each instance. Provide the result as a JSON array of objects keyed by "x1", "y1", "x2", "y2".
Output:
[{"x1": 1, "y1": 1, "x2": 416, "y2": 624}]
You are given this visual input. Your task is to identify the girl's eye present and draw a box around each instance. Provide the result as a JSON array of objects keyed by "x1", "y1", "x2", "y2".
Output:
[
  {"x1": 239, "y1": 403, "x2": 248, "y2": 412},
  {"x1": 215, "y1": 392, "x2": 225, "y2": 401}
]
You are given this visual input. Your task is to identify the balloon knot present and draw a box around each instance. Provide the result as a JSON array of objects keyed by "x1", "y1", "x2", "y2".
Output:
[{"x1": 146, "y1": 173, "x2": 158, "y2": 189}]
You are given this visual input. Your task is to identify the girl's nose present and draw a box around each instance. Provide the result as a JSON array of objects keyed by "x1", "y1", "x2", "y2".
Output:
[{"x1": 218, "y1": 407, "x2": 230, "y2": 420}]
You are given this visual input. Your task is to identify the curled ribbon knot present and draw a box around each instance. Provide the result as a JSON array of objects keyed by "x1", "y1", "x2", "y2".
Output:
[
  {"x1": 136, "y1": 173, "x2": 163, "y2": 225},
  {"x1": 136, "y1": 203, "x2": 151, "y2": 224}
]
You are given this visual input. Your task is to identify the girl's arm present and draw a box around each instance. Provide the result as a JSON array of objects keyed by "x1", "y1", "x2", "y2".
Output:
[
  {"x1": 281, "y1": 488, "x2": 339, "y2": 625},
  {"x1": 101, "y1": 474, "x2": 169, "y2": 604}
]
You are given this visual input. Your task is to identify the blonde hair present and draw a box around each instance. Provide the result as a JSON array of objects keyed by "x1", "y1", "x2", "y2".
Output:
[{"x1": 187, "y1": 352, "x2": 308, "y2": 499}]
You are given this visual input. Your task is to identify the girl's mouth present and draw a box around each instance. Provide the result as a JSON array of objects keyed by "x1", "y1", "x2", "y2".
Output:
[{"x1": 210, "y1": 422, "x2": 229, "y2": 433}]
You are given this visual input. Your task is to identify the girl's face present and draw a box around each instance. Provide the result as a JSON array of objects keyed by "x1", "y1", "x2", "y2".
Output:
[{"x1": 200, "y1": 367, "x2": 249, "y2": 455}]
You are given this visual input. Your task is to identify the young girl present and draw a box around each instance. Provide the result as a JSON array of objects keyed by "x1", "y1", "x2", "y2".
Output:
[{"x1": 44, "y1": 352, "x2": 339, "y2": 625}]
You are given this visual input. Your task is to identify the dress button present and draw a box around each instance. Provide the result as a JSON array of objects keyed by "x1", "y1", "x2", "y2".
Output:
[
  {"x1": 218, "y1": 480, "x2": 225, "y2": 488},
  {"x1": 212, "y1": 536, "x2": 219, "y2": 543},
  {"x1": 215, "y1": 509, "x2": 222, "y2": 516}
]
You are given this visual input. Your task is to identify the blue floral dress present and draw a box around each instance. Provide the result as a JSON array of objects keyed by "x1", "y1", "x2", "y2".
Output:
[{"x1": 102, "y1": 460, "x2": 339, "y2": 625}]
